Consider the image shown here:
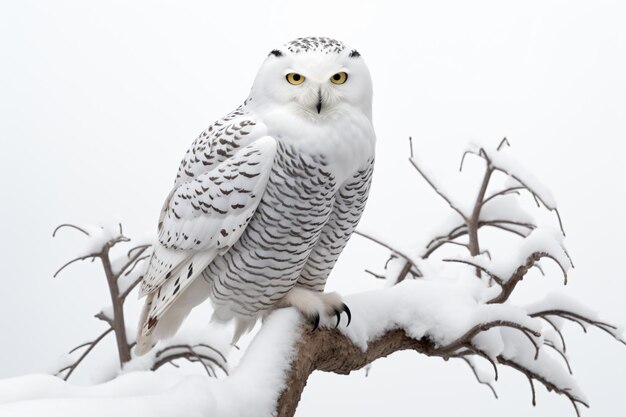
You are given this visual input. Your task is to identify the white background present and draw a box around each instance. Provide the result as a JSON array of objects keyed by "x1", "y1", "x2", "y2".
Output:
[{"x1": 1, "y1": 1, "x2": 625, "y2": 416}]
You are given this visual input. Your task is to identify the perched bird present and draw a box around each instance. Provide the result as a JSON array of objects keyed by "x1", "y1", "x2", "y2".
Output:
[{"x1": 136, "y1": 37, "x2": 375, "y2": 355}]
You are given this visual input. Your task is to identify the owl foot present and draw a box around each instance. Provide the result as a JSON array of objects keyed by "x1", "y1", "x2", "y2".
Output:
[{"x1": 277, "y1": 287, "x2": 351, "y2": 330}]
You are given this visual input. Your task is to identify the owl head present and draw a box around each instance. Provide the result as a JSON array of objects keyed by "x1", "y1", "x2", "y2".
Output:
[{"x1": 248, "y1": 37, "x2": 373, "y2": 122}]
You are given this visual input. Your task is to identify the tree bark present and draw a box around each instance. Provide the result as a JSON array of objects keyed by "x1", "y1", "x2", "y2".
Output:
[
  {"x1": 101, "y1": 250, "x2": 132, "y2": 365},
  {"x1": 276, "y1": 328, "x2": 436, "y2": 417}
]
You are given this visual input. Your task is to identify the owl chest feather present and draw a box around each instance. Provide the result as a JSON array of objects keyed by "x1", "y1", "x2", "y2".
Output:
[
  {"x1": 203, "y1": 142, "x2": 342, "y2": 317},
  {"x1": 202, "y1": 106, "x2": 374, "y2": 319},
  {"x1": 261, "y1": 106, "x2": 375, "y2": 184}
]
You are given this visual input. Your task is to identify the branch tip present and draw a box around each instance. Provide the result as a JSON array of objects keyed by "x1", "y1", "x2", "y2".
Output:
[{"x1": 52, "y1": 223, "x2": 90, "y2": 238}]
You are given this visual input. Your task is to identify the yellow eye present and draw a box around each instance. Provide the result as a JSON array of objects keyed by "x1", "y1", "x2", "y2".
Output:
[
  {"x1": 286, "y1": 73, "x2": 305, "y2": 85},
  {"x1": 330, "y1": 72, "x2": 348, "y2": 84}
]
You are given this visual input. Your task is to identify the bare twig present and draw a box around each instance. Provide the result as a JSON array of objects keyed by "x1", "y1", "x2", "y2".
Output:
[
  {"x1": 119, "y1": 276, "x2": 144, "y2": 301},
  {"x1": 56, "y1": 328, "x2": 113, "y2": 381},
  {"x1": 530, "y1": 310, "x2": 626, "y2": 346},
  {"x1": 481, "y1": 222, "x2": 530, "y2": 238},
  {"x1": 482, "y1": 219, "x2": 536, "y2": 230},
  {"x1": 497, "y1": 356, "x2": 589, "y2": 417},
  {"x1": 544, "y1": 340, "x2": 573, "y2": 374},
  {"x1": 354, "y1": 230, "x2": 422, "y2": 279},
  {"x1": 116, "y1": 246, "x2": 151, "y2": 279},
  {"x1": 127, "y1": 244, "x2": 152, "y2": 258},
  {"x1": 459, "y1": 356, "x2": 498, "y2": 399},
  {"x1": 438, "y1": 320, "x2": 541, "y2": 355},
  {"x1": 53, "y1": 253, "x2": 100, "y2": 278},
  {"x1": 442, "y1": 258, "x2": 503, "y2": 285},
  {"x1": 422, "y1": 224, "x2": 468, "y2": 258},
  {"x1": 408, "y1": 157, "x2": 467, "y2": 221},
  {"x1": 52, "y1": 223, "x2": 91, "y2": 237},
  {"x1": 526, "y1": 373, "x2": 537, "y2": 406},
  {"x1": 153, "y1": 344, "x2": 228, "y2": 376},
  {"x1": 123, "y1": 254, "x2": 150, "y2": 277},
  {"x1": 364, "y1": 269, "x2": 385, "y2": 280},
  {"x1": 465, "y1": 346, "x2": 499, "y2": 381},
  {"x1": 497, "y1": 137, "x2": 510, "y2": 151},
  {"x1": 488, "y1": 252, "x2": 569, "y2": 304},
  {"x1": 94, "y1": 311, "x2": 114, "y2": 327},
  {"x1": 468, "y1": 165, "x2": 493, "y2": 260},
  {"x1": 482, "y1": 186, "x2": 525, "y2": 205}
]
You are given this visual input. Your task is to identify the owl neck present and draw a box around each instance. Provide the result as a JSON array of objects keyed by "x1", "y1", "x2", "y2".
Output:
[{"x1": 246, "y1": 101, "x2": 375, "y2": 184}]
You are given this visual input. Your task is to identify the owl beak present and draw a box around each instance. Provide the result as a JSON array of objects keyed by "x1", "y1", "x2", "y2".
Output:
[{"x1": 316, "y1": 88, "x2": 322, "y2": 114}]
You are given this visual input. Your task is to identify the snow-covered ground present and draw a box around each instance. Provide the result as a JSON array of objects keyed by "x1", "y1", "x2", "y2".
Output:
[
  {"x1": 1, "y1": 1, "x2": 625, "y2": 416},
  {"x1": 2, "y1": 276, "x2": 611, "y2": 416}
]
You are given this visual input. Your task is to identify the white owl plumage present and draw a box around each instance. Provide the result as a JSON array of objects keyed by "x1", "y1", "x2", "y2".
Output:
[{"x1": 136, "y1": 37, "x2": 376, "y2": 355}]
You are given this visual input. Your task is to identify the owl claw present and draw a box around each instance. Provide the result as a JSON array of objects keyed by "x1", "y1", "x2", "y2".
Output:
[
  {"x1": 332, "y1": 303, "x2": 352, "y2": 327},
  {"x1": 311, "y1": 313, "x2": 320, "y2": 331},
  {"x1": 342, "y1": 303, "x2": 352, "y2": 327},
  {"x1": 279, "y1": 288, "x2": 349, "y2": 330}
]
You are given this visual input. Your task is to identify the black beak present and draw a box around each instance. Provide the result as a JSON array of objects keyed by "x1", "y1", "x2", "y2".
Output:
[{"x1": 316, "y1": 88, "x2": 322, "y2": 114}]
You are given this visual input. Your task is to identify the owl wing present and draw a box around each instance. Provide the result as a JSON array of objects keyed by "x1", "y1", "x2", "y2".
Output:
[
  {"x1": 136, "y1": 134, "x2": 277, "y2": 342},
  {"x1": 298, "y1": 158, "x2": 374, "y2": 291}
]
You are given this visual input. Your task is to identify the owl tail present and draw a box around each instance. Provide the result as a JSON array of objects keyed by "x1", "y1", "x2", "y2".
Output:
[
  {"x1": 134, "y1": 290, "x2": 200, "y2": 356},
  {"x1": 135, "y1": 293, "x2": 157, "y2": 356},
  {"x1": 134, "y1": 250, "x2": 217, "y2": 356},
  {"x1": 231, "y1": 317, "x2": 257, "y2": 345}
]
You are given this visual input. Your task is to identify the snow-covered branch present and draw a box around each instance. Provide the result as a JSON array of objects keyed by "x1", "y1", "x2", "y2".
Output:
[
  {"x1": 3, "y1": 139, "x2": 622, "y2": 417},
  {"x1": 52, "y1": 223, "x2": 143, "y2": 370},
  {"x1": 346, "y1": 138, "x2": 624, "y2": 416},
  {"x1": 5, "y1": 277, "x2": 620, "y2": 417},
  {"x1": 50, "y1": 224, "x2": 229, "y2": 382},
  {"x1": 152, "y1": 343, "x2": 229, "y2": 378},
  {"x1": 54, "y1": 328, "x2": 114, "y2": 381}
]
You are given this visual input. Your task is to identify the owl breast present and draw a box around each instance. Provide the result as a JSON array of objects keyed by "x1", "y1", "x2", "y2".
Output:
[{"x1": 202, "y1": 140, "x2": 338, "y2": 319}]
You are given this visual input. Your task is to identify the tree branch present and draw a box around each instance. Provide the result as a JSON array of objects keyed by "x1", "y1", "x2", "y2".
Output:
[
  {"x1": 409, "y1": 157, "x2": 468, "y2": 221},
  {"x1": 530, "y1": 310, "x2": 626, "y2": 345},
  {"x1": 56, "y1": 328, "x2": 113, "y2": 381},
  {"x1": 497, "y1": 356, "x2": 588, "y2": 417},
  {"x1": 152, "y1": 344, "x2": 229, "y2": 376},
  {"x1": 274, "y1": 318, "x2": 594, "y2": 417},
  {"x1": 52, "y1": 223, "x2": 91, "y2": 237},
  {"x1": 100, "y1": 250, "x2": 132, "y2": 365},
  {"x1": 421, "y1": 224, "x2": 468, "y2": 258},
  {"x1": 276, "y1": 328, "x2": 435, "y2": 417},
  {"x1": 115, "y1": 246, "x2": 151, "y2": 279},
  {"x1": 468, "y1": 165, "x2": 493, "y2": 260},
  {"x1": 119, "y1": 276, "x2": 144, "y2": 301},
  {"x1": 53, "y1": 222, "x2": 137, "y2": 373},
  {"x1": 488, "y1": 251, "x2": 568, "y2": 304},
  {"x1": 354, "y1": 230, "x2": 422, "y2": 279},
  {"x1": 459, "y1": 356, "x2": 499, "y2": 399}
]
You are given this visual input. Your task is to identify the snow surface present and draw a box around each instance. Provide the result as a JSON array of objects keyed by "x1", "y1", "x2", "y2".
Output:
[
  {"x1": 408, "y1": 152, "x2": 472, "y2": 217},
  {"x1": 500, "y1": 329, "x2": 587, "y2": 404},
  {"x1": 480, "y1": 194, "x2": 535, "y2": 226},
  {"x1": 0, "y1": 309, "x2": 303, "y2": 417},
  {"x1": 447, "y1": 227, "x2": 571, "y2": 282},
  {"x1": 0, "y1": 278, "x2": 597, "y2": 417},
  {"x1": 467, "y1": 142, "x2": 558, "y2": 209},
  {"x1": 67, "y1": 224, "x2": 123, "y2": 257}
]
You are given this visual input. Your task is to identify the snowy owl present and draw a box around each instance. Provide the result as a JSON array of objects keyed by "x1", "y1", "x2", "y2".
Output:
[{"x1": 136, "y1": 37, "x2": 375, "y2": 355}]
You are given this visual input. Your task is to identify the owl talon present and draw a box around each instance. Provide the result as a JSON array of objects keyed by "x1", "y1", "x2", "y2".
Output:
[
  {"x1": 342, "y1": 303, "x2": 352, "y2": 327},
  {"x1": 311, "y1": 313, "x2": 320, "y2": 331},
  {"x1": 278, "y1": 287, "x2": 351, "y2": 330}
]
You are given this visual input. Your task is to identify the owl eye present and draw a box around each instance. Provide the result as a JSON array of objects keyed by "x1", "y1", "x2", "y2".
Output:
[
  {"x1": 330, "y1": 72, "x2": 348, "y2": 84},
  {"x1": 286, "y1": 73, "x2": 305, "y2": 85}
]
